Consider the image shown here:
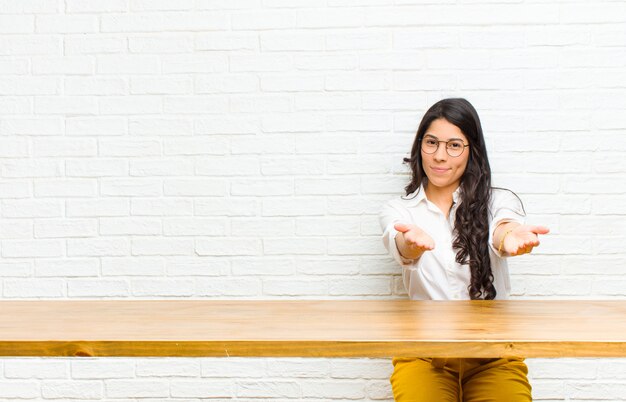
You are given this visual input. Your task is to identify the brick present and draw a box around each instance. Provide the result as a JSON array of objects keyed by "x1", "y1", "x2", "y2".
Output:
[
  {"x1": 102, "y1": 257, "x2": 165, "y2": 276},
  {"x1": 34, "y1": 138, "x2": 96, "y2": 157},
  {"x1": 100, "y1": 217, "x2": 162, "y2": 235},
  {"x1": 3, "y1": 279, "x2": 65, "y2": 298},
  {"x1": 101, "y1": 178, "x2": 162, "y2": 196},
  {"x1": 230, "y1": 218, "x2": 294, "y2": 237},
  {"x1": 196, "y1": 238, "x2": 262, "y2": 256},
  {"x1": 131, "y1": 75, "x2": 192, "y2": 95},
  {"x1": 34, "y1": 219, "x2": 98, "y2": 238},
  {"x1": 131, "y1": 279, "x2": 195, "y2": 296},
  {"x1": 36, "y1": 15, "x2": 98, "y2": 33},
  {"x1": 131, "y1": 198, "x2": 193, "y2": 216},
  {"x1": 67, "y1": 279, "x2": 130, "y2": 297},
  {"x1": 71, "y1": 360, "x2": 134, "y2": 379},
  {"x1": 194, "y1": 116, "x2": 258, "y2": 134},
  {"x1": 164, "y1": 137, "x2": 228, "y2": 156},
  {"x1": 296, "y1": 257, "x2": 360, "y2": 276},
  {"x1": 66, "y1": 198, "x2": 129, "y2": 217},
  {"x1": 301, "y1": 380, "x2": 365, "y2": 398},
  {"x1": 0, "y1": 117, "x2": 62, "y2": 136},
  {"x1": 34, "y1": 179, "x2": 98, "y2": 197},
  {"x1": 130, "y1": 158, "x2": 194, "y2": 176},
  {"x1": 196, "y1": 156, "x2": 260, "y2": 176},
  {"x1": 0, "y1": 261, "x2": 32, "y2": 277},
  {"x1": 105, "y1": 380, "x2": 169, "y2": 397},
  {"x1": 231, "y1": 134, "x2": 294, "y2": 154},
  {"x1": 35, "y1": 259, "x2": 99, "y2": 277},
  {"x1": 229, "y1": 95, "x2": 291, "y2": 113},
  {"x1": 232, "y1": 258, "x2": 295, "y2": 276},
  {"x1": 164, "y1": 178, "x2": 227, "y2": 196},
  {"x1": 2, "y1": 240, "x2": 64, "y2": 258},
  {"x1": 261, "y1": 155, "x2": 325, "y2": 175},
  {"x1": 195, "y1": 278, "x2": 261, "y2": 296},
  {"x1": 264, "y1": 278, "x2": 328, "y2": 296},
  {"x1": 231, "y1": 178, "x2": 293, "y2": 196},
  {"x1": 67, "y1": 238, "x2": 129, "y2": 257},
  {"x1": 96, "y1": 55, "x2": 160, "y2": 74},
  {"x1": 129, "y1": 34, "x2": 193, "y2": 53},
  {"x1": 64, "y1": 35, "x2": 126, "y2": 54},
  {"x1": 195, "y1": 74, "x2": 258, "y2": 94},
  {"x1": 195, "y1": 197, "x2": 258, "y2": 217},
  {"x1": 4, "y1": 360, "x2": 68, "y2": 379},
  {"x1": 162, "y1": 54, "x2": 228, "y2": 73},
  {"x1": 267, "y1": 359, "x2": 329, "y2": 378},
  {"x1": 163, "y1": 218, "x2": 227, "y2": 236},
  {"x1": 100, "y1": 96, "x2": 162, "y2": 115},
  {"x1": 66, "y1": 159, "x2": 127, "y2": 177},
  {"x1": 166, "y1": 257, "x2": 227, "y2": 277},
  {"x1": 136, "y1": 359, "x2": 200, "y2": 377},
  {"x1": 0, "y1": 381, "x2": 40, "y2": 398},
  {"x1": 232, "y1": 10, "x2": 296, "y2": 30},
  {"x1": 99, "y1": 139, "x2": 161, "y2": 157},
  {"x1": 170, "y1": 381, "x2": 234, "y2": 397},
  {"x1": 297, "y1": 8, "x2": 363, "y2": 28},
  {"x1": 0, "y1": 15, "x2": 35, "y2": 34},
  {"x1": 262, "y1": 198, "x2": 326, "y2": 217},
  {"x1": 202, "y1": 358, "x2": 266, "y2": 377},
  {"x1": 66, "y1": 0, "x2": 128, "y2": 13},
  {"x1": 263, "y1": 238, "x2": 326, "y2": 255},
  {"x1": 196, "y1": 32, "x2": 258, "y2": 51},
  {"x1": 261, "y1": 113, "x2": 324, "y2": 133},
  {"x1": 101, "y1": 12, "x2": 229, "y2": 32},
  {"x1": 0, "y1": 34, "x2": 60, "y2": 55},
  {"x1": 131, "y1": 237, "x2": 193, "y2": 256},
  {"x1": 230, "y1": 54, "x2": 293, "y2": 72}
]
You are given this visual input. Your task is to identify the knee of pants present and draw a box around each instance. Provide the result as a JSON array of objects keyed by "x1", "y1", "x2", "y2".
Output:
[
  {"x1": 390, "y1": 357, "x2": 459, "y2": 402},
  {"x1": 462, "y1": 359, "x2": 532, "y2": 402}
]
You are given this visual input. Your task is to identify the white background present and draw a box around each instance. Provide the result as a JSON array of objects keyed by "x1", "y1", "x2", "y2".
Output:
[{"x1": 0, "y1": 0, "x2": 625, "y2": 400}]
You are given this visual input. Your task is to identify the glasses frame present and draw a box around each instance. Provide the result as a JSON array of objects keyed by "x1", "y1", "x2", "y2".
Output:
[{"x1": 420, "y1": 135, "x2": 469, "y2": 158}]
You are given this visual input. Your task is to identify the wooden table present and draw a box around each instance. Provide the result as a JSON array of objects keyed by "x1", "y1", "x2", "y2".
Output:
[{"x1": 0, "y1": 300, "x2": 624, "y2": 358}]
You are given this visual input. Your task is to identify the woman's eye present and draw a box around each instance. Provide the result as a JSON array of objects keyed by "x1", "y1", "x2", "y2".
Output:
[
  {"x1": 449, "y1": 141, "x2": 462, "y2": 149},
  {"x1": 425, "y1": 139, "x2": 437, "y2": 146}
]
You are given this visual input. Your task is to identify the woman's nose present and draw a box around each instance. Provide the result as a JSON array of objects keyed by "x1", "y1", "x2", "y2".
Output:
[{"x1": 433, "y1": 144, "x2": 448, "y2": 161}]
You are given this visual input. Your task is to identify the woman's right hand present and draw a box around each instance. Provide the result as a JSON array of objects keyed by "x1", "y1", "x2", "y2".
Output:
[{"x1": 394, "y1": 223, "x2": 435, "y2": 259}]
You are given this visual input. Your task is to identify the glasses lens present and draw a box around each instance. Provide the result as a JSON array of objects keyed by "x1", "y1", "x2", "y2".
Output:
[
  {"x1": 421, "y1": 137, "x2": 438, "y2": 154},
  {"x1": 447, "y1": 140, "x2": 465, "y2": 157}
]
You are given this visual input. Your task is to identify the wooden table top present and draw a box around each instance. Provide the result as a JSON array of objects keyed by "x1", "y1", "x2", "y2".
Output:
[{"x1": 0, "y1": 300, "x2": 624, "y2": 358}]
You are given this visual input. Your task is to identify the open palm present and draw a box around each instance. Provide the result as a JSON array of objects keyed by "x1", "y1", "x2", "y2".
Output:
[{"x1": 503, "y1": 225, "x2": 549, "y2": 256}]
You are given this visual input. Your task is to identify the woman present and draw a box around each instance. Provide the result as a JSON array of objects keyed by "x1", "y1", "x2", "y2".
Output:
[{"x1": 379, "y1": 98, "x2": 549, "y2": 401}]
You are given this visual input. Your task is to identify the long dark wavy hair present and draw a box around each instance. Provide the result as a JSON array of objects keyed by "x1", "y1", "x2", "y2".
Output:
[{"x1": 403, "y1": 98, "x2": 496, "y2": 300}]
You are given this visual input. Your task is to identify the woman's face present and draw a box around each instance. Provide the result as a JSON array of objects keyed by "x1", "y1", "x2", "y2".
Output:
[{"x1": 420, "y1": 118, "x2": 470, "y2": 195}]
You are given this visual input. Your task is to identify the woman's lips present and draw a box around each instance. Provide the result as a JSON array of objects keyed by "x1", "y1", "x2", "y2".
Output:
[{"x1": 431, "y1": 167, "x2": 449, "y2": 173}]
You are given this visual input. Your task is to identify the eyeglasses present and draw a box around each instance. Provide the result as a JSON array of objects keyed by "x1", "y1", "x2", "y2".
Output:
[{"x1": 420, "y1": 134, "x2": 469, "y2": 157}]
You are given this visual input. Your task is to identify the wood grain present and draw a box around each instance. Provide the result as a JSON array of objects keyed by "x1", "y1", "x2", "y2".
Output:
[{"x1": 0, "y1": 300, "x2": 624, "y2": 358}]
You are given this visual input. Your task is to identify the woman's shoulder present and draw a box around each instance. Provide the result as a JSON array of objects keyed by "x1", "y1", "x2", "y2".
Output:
[{"x1": 489, "y1": 186, "x2": 525, "y2": 214}]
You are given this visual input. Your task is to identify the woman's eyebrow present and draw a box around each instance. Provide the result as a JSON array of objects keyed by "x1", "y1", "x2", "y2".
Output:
[{"x1": 424, "y1": 133, "x2": 464, "y2": 141}]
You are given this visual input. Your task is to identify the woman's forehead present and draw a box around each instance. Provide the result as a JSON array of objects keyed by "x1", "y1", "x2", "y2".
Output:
[{"x1": 425, "y1": 118, "x2": 467, "y2": 141}]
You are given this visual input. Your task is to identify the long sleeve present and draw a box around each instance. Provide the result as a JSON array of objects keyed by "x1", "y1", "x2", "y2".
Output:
[
  {"x1": 488, "y1": 189, "x2": 526, "y2": 257},
  {"x1": 379, "y1": 200, "x2": 417, "y2": 267}
]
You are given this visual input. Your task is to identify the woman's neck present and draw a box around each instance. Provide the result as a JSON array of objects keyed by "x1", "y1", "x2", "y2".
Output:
[{"x1": 424, "y1": 181, "x2": 458, "y2": 218}]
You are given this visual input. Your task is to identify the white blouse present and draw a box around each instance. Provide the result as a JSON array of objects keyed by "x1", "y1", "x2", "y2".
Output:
[{"x1": 379, "y1": 185, "x2": 525, "y2": 301}]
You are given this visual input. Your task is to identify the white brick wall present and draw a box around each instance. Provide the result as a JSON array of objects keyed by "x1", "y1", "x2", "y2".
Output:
[{"x1": 0, "y1": 0, "x2": 625, "y2": 400}]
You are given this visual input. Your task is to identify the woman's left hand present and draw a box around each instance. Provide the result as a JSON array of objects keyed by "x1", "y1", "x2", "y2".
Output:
[{"x1": 502, "y1": 225, "x2": 550, "y2": 256}]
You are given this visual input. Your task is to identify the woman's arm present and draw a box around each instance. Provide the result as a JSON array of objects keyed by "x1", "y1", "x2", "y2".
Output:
[{"x1": 493, "y1": 220, "x2": 550, "y2": 256}]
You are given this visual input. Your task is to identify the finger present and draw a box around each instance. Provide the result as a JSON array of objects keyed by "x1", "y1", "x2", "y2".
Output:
[
  {"x1": 394, "y1": 223, "x2": 410, "y2": 233},
  {"x1": 528, "y1": 225, "x2": 550, "y2": 235}
]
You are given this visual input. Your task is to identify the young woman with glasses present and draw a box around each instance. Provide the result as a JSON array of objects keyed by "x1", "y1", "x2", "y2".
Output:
[{"x1": 379, "y1": 98, "x2": 549, "y2": 401}]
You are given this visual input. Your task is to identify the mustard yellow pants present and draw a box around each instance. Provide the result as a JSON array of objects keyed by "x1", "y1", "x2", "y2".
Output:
[{"x1": 390, "y1": 357, "x2": 532, "y2": 402}]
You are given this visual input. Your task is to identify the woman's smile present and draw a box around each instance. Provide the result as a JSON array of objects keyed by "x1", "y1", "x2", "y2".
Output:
[{"x1": 430, "y1": 166, "x2": 450, "y2": 174}]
